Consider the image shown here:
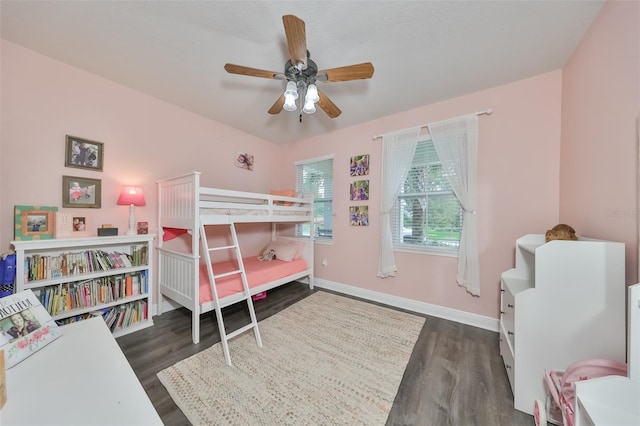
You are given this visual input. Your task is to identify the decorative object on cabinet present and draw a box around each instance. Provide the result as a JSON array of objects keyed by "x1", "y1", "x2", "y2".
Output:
[
  {"x1": 11, "y1": 234, "x2": 155, "y2": 338},
  {"x1": 117, "y1": 186, "x2": 146, "y2": 236},
  {"x1": 62, "y1": 175, "x2": 101, "y2": 208},
  {"x1": 349, "y1": 205, "x2": 369, "y2": 226},
  {"x1": 235, "y1": 152, "x2": 254, "y2": 171},
  {"x1": 350, "y1": 154, "x2": 370, "y2": 176},
  {"x1": 499, "y1": 234, "x2": 626, "y2": 417},
  {"x1": 64, "y1": 135, "x2": 104, "y2": 171},
  {"x1": 137, "y1": 222, "x2": 148, "y2": 234},
  {"x1": 0, "y1": 289, "x2": 63, "y2": 368},
  {"x1": 545, "y1": 224, "x2": 577, "y2": 242},
  {"x1": 350, "y1": 179, "x2": 369, "y2": 201},
  {"x1": 14, "y1": 205, "x2": 57, "y2": 241}
]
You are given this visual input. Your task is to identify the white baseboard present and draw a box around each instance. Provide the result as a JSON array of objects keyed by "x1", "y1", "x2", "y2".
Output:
[
  {"x1": 313, "y1": 278, "x2": 499, "y2": 332},
  {"x1": 154, "y1": 279, "x2": 500, "y2": 332}
]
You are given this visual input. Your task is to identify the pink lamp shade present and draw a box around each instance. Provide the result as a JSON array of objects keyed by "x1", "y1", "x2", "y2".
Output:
[{"x1": 117, "y1": 186, "x2": 146, "y2": 206}]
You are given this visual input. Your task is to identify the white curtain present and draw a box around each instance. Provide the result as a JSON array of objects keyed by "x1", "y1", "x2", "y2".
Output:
[
  {"x1": 377, "y1": 128, "x2": 420, "y2": 278},
  {"x1": 427, "y1": 114, "x2": 480, "y2": 295}
]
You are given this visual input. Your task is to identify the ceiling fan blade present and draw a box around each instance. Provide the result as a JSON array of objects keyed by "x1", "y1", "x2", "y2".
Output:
[
  {"x1": 282, "y1": 15, "x2": 307, "y2": 70},
  {"x1": 316, "y1": 89, "x2": 341, "y2": 118},
  {"x1": 318, "y1": 62, "x2": 375, "y2": 82},
  {"x1": 224, "y1": 63, "x2": 285, "y2": 79},
  {"x1": 268, "y1": 94, "x2": 285, "y2": 115}
]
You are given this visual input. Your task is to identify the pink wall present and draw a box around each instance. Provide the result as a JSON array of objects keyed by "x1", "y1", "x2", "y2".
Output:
[
  {"x1": 0, "y1": 40, "x2": 284, "y2": 255},
  {"x1": 283, "y1": 71, "x2": 563, "y2": 318},
  {"x1": 560, "y1": 0, "x2": 640, "y2": 284}
]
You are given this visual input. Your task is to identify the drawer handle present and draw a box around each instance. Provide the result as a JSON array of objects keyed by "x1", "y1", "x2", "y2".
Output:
[
  {"x1": 500, "y1": 310, "x2": 505, "y2": 315},
  {"x1": 507, "y1": 303, "x2": 514, "y2": 308},
  {"x1": 505, "y1": 364, "x2": 512, "y2": 369},
  {"x1": 500, "y1": 288, "x2": 505, "y2": 293},
  {"x1": 508, "y1": 331, "x2": 514, "y2": 336}
]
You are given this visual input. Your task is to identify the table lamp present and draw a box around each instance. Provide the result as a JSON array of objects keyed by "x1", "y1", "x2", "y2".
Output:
[{"x1": 117, "y1": 186, "x2": 145, "y2": 235}]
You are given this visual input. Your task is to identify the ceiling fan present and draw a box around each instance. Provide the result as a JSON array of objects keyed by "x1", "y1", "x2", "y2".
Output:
[{"x1": 224, "y1": 14, "x2": 374, "y2": 119}]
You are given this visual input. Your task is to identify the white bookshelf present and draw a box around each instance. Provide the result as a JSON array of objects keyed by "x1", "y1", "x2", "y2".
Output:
[
  {"x1": 11, "y1": 235, "x2": 155, "y2": 337},
  {"x1": 500, "y1": 234, "x2": 626, "y2": 415}
]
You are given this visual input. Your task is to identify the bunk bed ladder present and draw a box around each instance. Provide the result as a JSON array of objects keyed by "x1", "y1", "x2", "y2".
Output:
[{"x1": 199, "y1": 221, "x2": 263, "y2": 366}]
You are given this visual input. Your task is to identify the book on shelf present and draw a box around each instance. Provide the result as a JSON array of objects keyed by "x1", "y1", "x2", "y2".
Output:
[{"x1": 0, "y1": 289, "x2": 63, "y2": 368}]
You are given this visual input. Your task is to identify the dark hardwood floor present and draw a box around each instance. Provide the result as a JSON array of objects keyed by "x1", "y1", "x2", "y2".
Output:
[{"x1": 117, "y1": 283, "x2": 533, "y2": 425}]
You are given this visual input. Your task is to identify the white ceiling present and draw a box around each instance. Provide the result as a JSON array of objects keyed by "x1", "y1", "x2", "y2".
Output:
[{"x1": 1, "y1": 1, "x2": 605, "y2": 145}]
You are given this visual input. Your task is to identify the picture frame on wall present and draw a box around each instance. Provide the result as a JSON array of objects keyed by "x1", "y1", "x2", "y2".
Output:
[
  {"x1": 14, "y1": 205, "x2": 58, "y2": 240},
  {"x1": 349, "y1": 154, "x2": 370, "y2": 176},
  {"x1": 62, "y1": 175, "x2": 102, "y2": 208},
  {"x1": 349, "y1": 205, "x2": 369, "y2": 226},
  {"x1": 65, "y1": 135, "x2": 104, "y2": 172},
  {"x1": 350, "y1": 180, "x2": 370, "y2": 201}
]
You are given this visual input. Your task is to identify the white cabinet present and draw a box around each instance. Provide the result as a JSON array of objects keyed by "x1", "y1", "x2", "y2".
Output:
[
  {"x1": 11, "y1": 235, "x2": 155, "y2": 337},
  {"x1": 500, "y1": 234, "x2": 626, "y2": 416}
]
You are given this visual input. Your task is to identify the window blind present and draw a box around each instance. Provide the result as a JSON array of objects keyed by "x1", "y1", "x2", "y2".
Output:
[
  {"x1": 296, "y1": 156, "x2": 334, "y2": 239},
  {"x1": 393, "y1": 140, "x2": 461, "y2": 250}
]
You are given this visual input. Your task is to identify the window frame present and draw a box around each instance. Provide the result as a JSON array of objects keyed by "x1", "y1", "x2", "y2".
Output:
[
  {"x1": 295, "y1": 155, "x2": 334, "y2": 243},
  {"x1": 392, "y1": 139, "x2": 461, "y2": 257}
]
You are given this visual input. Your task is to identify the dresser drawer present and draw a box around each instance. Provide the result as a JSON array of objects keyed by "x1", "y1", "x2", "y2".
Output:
[
  {"x1": 500, "y1": 327, "x2": 515, "y2": 392},
  {"x1": 501, "y1": 280, "x2": 516, "y2": 350}
]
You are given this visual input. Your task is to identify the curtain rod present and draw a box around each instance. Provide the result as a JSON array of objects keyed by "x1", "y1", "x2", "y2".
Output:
[{"x1": 371, "y1": 108, "x2": 492, "y2": 140}]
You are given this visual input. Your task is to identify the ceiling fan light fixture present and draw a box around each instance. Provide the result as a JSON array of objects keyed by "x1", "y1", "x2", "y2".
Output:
[
  {"x1": 284, "y1": 81, "x2": 298, "y2": 99},
  {"x1": 305, "y1": 83, "x2": 319, "y2": 103},
  {"x1": 302, "y1": 99, "x2": 316, "y2": 114},
  {"x1": 283, "y1": 95, "x2": 297, "y2": 111}
]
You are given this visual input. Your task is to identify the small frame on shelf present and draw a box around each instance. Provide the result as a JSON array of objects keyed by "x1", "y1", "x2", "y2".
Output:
[
  {"x1": 14, "y1": 205, "x2": 58, "y2": 240},
  {"x1": 65, "y1": 135, "x2": 104, "y2": 171},
  {"x1": 62, "y1": 175, "x2": 102, "y2": 208}
]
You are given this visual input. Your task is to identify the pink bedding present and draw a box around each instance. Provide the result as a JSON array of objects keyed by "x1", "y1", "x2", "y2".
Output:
[{"x1": 198, "y1": 257, "x2": 307, "y2": 303}]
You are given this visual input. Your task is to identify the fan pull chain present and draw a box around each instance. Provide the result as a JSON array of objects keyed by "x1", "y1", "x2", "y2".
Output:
[{"x1": 299, "y1": 114, "x2": 302, "y2": 123}]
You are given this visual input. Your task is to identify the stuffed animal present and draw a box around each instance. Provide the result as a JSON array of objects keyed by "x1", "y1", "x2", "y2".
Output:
[
  {"x1": 258, "y1": 249, "x2": 276, "y2": 261},
  {"x1": 545, "y1": 224, "x2": 577, "y2": 242}
]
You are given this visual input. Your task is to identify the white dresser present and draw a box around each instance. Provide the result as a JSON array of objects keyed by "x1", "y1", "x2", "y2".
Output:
[
  {"x1": 500, "y1": 234, "x2": 626, "y2": 415},
  {"x1": 1, "y1": 317, "x2": 162, "y2": 425}
]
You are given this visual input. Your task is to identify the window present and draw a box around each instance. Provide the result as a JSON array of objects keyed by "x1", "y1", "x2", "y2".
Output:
[
  {"x1": 393, "y1": 140, "x2": 461, "y2": 253},
  {"x1": 296, "y1": 155, "x2": 333, "y2": 240}
]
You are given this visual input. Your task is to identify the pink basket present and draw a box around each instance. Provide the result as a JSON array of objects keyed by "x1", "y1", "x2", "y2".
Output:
[{"x1": 252, "y1": 292, "x2": 267, "y2": 301}]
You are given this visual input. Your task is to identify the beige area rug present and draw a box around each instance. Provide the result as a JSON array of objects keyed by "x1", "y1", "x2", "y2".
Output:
[{"x1": 157, "y1": 291, "x2": 425, "y2": 425}]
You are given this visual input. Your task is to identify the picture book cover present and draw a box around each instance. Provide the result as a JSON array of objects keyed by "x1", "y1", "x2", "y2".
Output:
[{"x1": 0, "y1": 289, "x2": 63, "y2": 368}]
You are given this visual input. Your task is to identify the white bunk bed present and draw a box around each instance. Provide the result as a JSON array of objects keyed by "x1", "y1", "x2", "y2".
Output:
[{"x1": 156, "y1": 171, "x2": 314, "y2": 364}]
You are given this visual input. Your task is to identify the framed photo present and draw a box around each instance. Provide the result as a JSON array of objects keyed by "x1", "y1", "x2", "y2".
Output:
[
  {"x1": 137, "y1": 221, "x2": 148, "y2": 235},
  {"x1": 65, "y1": 135, "x2": 104, "y2": 171},
  {"x1": 350, "y1": 154, "x2": 370, "y2": 176},
  {"x1": 350, "y1": 180, "x2": 370, "y2": 201},
  {"x1": 62, "y1": 175, "x2": 102, "y2": 208},
  {"x1": 349, "y1": 205, "x2": 369, "y2": 226},
  {"x1": 14, "y1": 205, "x2": 58, "y2": 240}
]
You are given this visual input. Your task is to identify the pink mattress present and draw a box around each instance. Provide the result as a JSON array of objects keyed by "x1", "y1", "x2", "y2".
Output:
[{"x1": 198, "y1": 257, "x2": 307, "y2": 303}]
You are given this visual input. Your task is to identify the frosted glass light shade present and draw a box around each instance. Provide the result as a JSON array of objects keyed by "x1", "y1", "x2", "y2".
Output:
[
  {"x1": 302, "y1": 99, "x2": 316, "y2": 114},
  {"x1": 305, "y1": 83, "x2": 319, "y2": 103}
]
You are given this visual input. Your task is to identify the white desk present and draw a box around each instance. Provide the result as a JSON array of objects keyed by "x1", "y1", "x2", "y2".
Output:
[
  {"x1": 575, "y1": 376, "x2": 640, "y2": 426},
  {"x1": 1, "y1": 317, "x2": 162, "y2": 425}
]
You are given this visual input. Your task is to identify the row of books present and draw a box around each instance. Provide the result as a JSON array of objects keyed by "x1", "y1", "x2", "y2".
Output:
[
  {"x1": 25, "y1": 245, "x2": 148, "y2": 281},
  {"x1": 54, "y1": 300, "x2": 148, "y2": 332},
  {"x1": 103, "y1": 300, "x2": 148, "y2": 332},
  {"x1": 32, "y1": 271, "x2": 148, "y2": 316}
]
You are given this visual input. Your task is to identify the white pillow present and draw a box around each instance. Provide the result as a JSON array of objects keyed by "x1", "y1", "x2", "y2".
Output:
[{"x1": 264, "y1": 240, "x2": 303, "y2": 262}]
